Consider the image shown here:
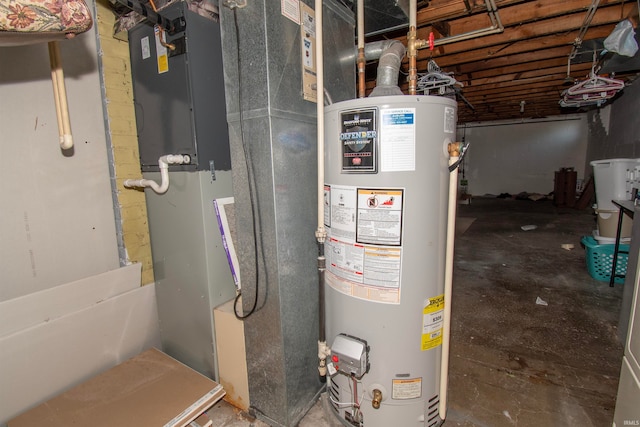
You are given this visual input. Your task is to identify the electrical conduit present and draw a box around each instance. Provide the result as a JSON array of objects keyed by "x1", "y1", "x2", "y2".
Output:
[{"x1": 123, "y1": 154, "x2": 190, "y2": 194}]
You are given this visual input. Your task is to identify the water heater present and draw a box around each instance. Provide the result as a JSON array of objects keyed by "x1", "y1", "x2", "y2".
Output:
[{"x1": 324, "y1": 95, "x2": 457, "y2": 427}]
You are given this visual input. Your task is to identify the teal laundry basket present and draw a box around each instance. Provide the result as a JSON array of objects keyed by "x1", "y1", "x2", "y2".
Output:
[{"x1": 581, "y1": 236, "x2": 629, "y2": 284}]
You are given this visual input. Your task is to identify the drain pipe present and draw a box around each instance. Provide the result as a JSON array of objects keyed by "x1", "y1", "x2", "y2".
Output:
[
  {"x1": 357, "y1": 0, "x2": 365, "y2": 98},
  {"x1": 439, "y1": 142, "x2": 463, "y2": 420},
  {"x1": 366, "y1": 40, "x2": 406, "y2": 97},
  {"x1": 123, "y1": 154, "x2": 190, "y2": 194},
  {"x1": 315, "y1": 0, "x2": 331, "y2": 377}
]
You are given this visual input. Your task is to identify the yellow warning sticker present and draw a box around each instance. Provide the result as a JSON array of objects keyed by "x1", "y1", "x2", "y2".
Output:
[
  {"x1": 421, "y1": 294, "x2": 444, "y2": 351},
  {"x1": 157, "y1": 54, "x2": 168, "y2": 74},
  {"x1": 154, "y1": 25, "x2": 169, "y2": 74}
]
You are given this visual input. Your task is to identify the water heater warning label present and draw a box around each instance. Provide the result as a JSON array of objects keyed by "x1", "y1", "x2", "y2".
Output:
[
  {"x1": 392, "y1": 378, "x2": 422, "y2": 400},
  {"x1": 324, "y1": 184, "x2": 404, "y2": 304},
  {"x1": 356, "y1": 188, "x2": 403, "y2": 246},
  {"x1": 422, "y1": 294, "x2": 444, "y2": 351}
]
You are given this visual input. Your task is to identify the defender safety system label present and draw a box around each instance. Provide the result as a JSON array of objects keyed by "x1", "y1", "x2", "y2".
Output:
[{"x1": 340, "y1": 109, "x2": 377, "y2": 173}]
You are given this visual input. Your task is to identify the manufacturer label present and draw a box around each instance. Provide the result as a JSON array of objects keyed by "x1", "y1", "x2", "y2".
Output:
[
  {"x1": 281, "y1": 0, "x2": 300, "y2": 24},
  {"x1": 141, "y1": 36, "x2": 150, "y2": 59},
  {"x1": 444, "y1": 106, "x2": 455, "y2": 134},
  {"x1": 380, "y1": 108, "x2": 416, "y2": 172},
  {"x1": 154, "y1": 25, "x2": 168, "y2": 74},
  {"x1": 422, "y1": 294, "x2": 444, "y2": 351}
]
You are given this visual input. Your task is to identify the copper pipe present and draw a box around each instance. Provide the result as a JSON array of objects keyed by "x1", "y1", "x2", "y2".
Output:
[
  {"x1": 407, "y1": 27, "x2": 417, "y2": 95},
  {"x1": 357, "y1": 47, "x2": 366, "y2": 98}
]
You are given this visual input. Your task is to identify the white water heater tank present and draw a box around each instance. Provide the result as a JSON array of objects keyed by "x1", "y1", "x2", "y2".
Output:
[{"x1": 323, "y1": 95, "x2": 457, "y2": 427}]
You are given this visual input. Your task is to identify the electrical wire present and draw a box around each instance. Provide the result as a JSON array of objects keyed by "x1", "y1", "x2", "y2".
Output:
[
  {"x1": 351, "y1": 375, "x2": 361, "y2": 422},
  {"x1": 231, "y1": 7, "x2": 266, "y2": 320}
]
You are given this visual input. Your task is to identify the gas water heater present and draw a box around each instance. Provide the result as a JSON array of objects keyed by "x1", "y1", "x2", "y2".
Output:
[{"x1": 324, "y1": 95, "x2": 457, "y2": 427}]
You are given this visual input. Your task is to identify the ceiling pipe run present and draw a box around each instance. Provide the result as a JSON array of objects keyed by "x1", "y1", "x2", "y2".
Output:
[{"x1": 407, "y1": 0, "x2": 504, "y2": 93}]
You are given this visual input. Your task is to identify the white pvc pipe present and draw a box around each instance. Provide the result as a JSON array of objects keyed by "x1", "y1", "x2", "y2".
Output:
[
  {"x1": 315, "y1": 0, "x2": 331, "y2": 377},
  {"x1": 410, "y1": 0, "x2": 417, "y2": 29},
  {"x1": 357, "y1": 0, "x2": 364, "y2": 50},
  {"x1": 439, "y1": 152, "x2": 460, "y2": 420},
  {"x1": 124, "y1": 154, "x2": 190, "y2": 195},
  {"x1": 316, "y1": 0, "x2": 325, "y2": 239}
]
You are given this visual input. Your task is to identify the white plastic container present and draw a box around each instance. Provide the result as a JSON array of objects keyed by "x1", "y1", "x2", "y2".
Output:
[
  {"x1": 595, "y1": 208, "x2": 633, "y2": 238},
  {"x1": 592, "y1": 229, "x2": 631, "y2": 244},
  {"x1": 590, "y1": 158, "x2": 640, "y2": 210}
]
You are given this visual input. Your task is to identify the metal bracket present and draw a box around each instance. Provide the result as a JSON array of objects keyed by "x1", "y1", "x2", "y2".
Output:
[
  {"x1": 209, "y1": 160, "x2": 216, "y2": 181},
  {"x1": 222, "y1": 0, "x2": 247, "y2": 9},
  {"x1": 113, "y1": 0, "x2": 186, "y2": 35}
]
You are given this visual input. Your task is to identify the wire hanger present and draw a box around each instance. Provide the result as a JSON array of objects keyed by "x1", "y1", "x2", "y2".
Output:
[{"x1": 560, "y1": 50, "x2": 624, "y2": 108}]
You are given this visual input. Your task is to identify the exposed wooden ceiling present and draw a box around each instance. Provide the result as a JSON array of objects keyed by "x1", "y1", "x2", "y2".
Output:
[{"x1": 361, "y1": 0, "x2": 640, "y2": 123}]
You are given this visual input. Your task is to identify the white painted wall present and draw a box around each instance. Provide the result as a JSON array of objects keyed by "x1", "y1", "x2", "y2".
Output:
[
  {"x1": 0, "y1": 22, "x2": 119, "y2": 302},
  {"x1": 0, "y1": 2, "x2": 161, "y2": 423},
  {"x1": 458, "y1": 115, "x2": 589, "y2": 196}
]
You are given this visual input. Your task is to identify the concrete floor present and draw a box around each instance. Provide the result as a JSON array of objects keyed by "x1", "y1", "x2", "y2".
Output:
[{"x1": 207, "y1": 197, "x2": 625, "y2": 426}]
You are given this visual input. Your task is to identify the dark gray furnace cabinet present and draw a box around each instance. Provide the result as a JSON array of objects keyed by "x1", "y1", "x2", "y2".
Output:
[
  {"x1": 127, "y1": 1, "x2": 236, "y2": 382},
  {"x1": 128, "y1": 1, "x2": 231, "y2": 172}
]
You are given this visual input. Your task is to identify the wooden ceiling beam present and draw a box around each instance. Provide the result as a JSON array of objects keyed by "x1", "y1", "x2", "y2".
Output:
[
  {"x1": 457, "y1": 57, "x2": 573, "y2": 80},
  {"x1": 418, "y1": 2, "x2": 635, "y2": 58},
  {"x1": 416, "y1": 25, "x2": 613, "y2": 68},
  {"x1": 416, "y1": 0, "x2": 527, "y2": 25},
  {"x1": 461, "y1": 62, "x2": 592, "y2": 86},
  {"x1": 440, "y1": 0, "x2": 626, "y2": 35},
  {"x1": 446, "y1": 46, "x2": 571, "y2": 74}
]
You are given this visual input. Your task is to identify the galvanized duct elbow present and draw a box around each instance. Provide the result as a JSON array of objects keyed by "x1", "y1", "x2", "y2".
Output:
[{"x1": 365, "y1": 40, "x2": 406, "y2": 97}]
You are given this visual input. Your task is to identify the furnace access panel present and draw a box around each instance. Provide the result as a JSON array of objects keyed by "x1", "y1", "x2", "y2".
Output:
[{"x1": 128, "y1": 2, "x2": 231, "y2": 172}]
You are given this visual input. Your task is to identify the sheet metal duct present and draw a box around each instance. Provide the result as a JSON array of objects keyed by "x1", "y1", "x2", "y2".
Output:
[
  {"x1": 345, "y1": 0, "x2": 411, "y2": 36},
  {"x1": 218, "y1": 1, "x2": 355, "y2": 426}
]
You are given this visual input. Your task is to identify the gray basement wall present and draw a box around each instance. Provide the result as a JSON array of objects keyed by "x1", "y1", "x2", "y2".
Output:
[{"x1": 586, "y1": 77, "x2": 640, "y2": 165}]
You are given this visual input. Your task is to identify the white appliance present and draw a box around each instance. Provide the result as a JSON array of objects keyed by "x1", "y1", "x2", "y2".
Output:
[
  {"x1": 613, "y1": 207, "x2": 640, "y2": 426},
  {"x1": 324, "y1": 95, "x2": 458, "y2": 427}
]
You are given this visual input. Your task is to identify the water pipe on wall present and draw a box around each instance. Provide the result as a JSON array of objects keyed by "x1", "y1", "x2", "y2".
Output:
[
  {"x1": 123, "y1": 154, "x2": 190, "y2": 194},
  {"x1": 439, "y1": 142, "x2": 466, "y2": 420},
  {"x1": 315, "y1": 0, "x2": 331, "y2": 377}
]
